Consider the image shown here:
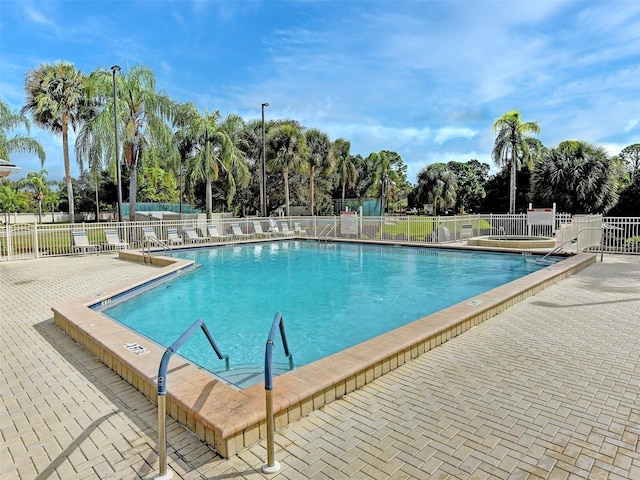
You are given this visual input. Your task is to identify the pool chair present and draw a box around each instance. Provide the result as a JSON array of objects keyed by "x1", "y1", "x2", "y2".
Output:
[
  {"x1": 104, "y1": 229, "x2": 129, "y2": 250},
  {"x1": 207, "y1": 225, "x2": 233, "y2": 242},
  {"x1": 280, "y1": 222, "x2": 295, "y2": 236},
  {"x1": 142, "y1": 227, "x2": 164, "y2": 243},
  {"x1": 167, "y1": 228, "x2": 184, "y2": 245},
  {"x1": 183, "y1": 227, "x2": 208, "y2": 244},
  {"x1": 252, "y1": 221, "x2": 273, "y2": 238},
  {"x1": 72, "y1": 230, "x2": 99, "y2": 255},
  {"x1": 294, "y1": 222, "x2": 307, "y2": 235},
  {"x1": 231, "y1": 223, "x2": 255, "y2": 240}
]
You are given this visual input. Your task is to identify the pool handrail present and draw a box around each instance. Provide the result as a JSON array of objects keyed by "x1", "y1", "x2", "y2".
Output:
[
  {"x1": 263, "y1": 312, "x2": 294, "y2": 474},
  {"x1": 156, "y1": 319, "x2": 229, "y2": 479}
]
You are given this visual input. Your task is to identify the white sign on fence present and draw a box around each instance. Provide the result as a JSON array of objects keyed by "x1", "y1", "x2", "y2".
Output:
[
  {"x1": 527, "y1": 207, "x2": 555, "y2": 226},
  {"x1": 340, "y1": 211, "x2": 359, "y2": 235}
]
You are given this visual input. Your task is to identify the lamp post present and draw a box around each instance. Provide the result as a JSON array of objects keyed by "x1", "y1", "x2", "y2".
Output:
[
  {"x1": 111, "y1": 65, "x2": 123, "y2": 223},
  {"x1": 261, "y1": 102, "x2": 269, "y2": 217}
]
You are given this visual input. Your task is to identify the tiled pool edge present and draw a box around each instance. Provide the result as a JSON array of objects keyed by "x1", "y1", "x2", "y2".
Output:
[{"x1": 52, "y1": 249, "x2": 596, "y2": 458}]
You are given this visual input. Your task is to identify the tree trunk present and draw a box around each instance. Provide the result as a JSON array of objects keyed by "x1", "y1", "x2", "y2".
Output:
[
  {"x1": 284, "y1": 169, "x2": 290, "y2": 217},
  {"x1": 62, "y1": 114, "x2": 74, "y2": 223},
  {"x1": 309, "y1": 165, "x2": 315, "y2": 216},
  {"x1": 129, "y1": 146, "x2": 140, "y2": 221},
  {"x1": 509, "y1": 158, "x2": 516, "y2": 214},
  {"x1": 206, "y1": 178, "x2": 212, "y2": 220}
]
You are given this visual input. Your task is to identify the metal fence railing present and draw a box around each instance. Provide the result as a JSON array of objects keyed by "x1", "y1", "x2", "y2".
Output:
[{"x1": 2, "y1": 214, "x2": 639, "y2": 262}]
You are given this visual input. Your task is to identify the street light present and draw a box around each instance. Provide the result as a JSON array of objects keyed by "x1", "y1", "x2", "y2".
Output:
[
  {"x1": 261, "y1": 102, "x2": 269, "y2": 217},
  {"x1": 111, "y1": 65, "x2": 123, "y2": 223}
]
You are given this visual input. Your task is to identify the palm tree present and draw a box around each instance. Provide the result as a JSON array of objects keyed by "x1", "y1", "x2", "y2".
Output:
[
  {"x1": 81, "y1": 65, "x2": 177, "y2": 220},
  {"x1": 20, "y1": 169, "x2": 50, "y2": 223},
  {"x1": 267, "y1": 122, "x2": 308, "y2": 216},
  {"x1": 23, "y1": 62, "x2": 86, "y2": 222},
  {"x1": 218, "y1": 113, "x2": 250, "y2": 210},
  {"x1": 305, "y1": 128, "x2": 333, "y2": 216},
  {"x1": 333, "y1": 138, "x2": 356, "y2": 211},
  {"x1": 0, "y1": 99, "x2": 46, "y2": 165},
  {"x1": 179, "y1": 108, "x2": 235, "y2": 218},
  {"x1": 492, "y1": 110, "x2": 540, "y2": 213},
  {"x1": 532, "y1": 141, "x2": 619, "y2": 214},
  {"x1": 415, "y1": 163, "x2": 458, "y2": 215},
  {"x1": 0, "y1": 184, "x2": 30, "y2": 222}
]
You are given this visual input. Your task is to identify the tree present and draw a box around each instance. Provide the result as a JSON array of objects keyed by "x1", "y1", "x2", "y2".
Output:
[
  {"x1": 447, "y1": 160, "x2": 489, "y2": 213},
  {"x1": 20, "y1": 169, "x2": 50, "y2": 223},
  {"x1": 23, "y1": 62, "x2": 87, "y2": 222},
  {"x1": 81, "y1": 65, "x2": 177, "y2": 220},
  {"x1": 305, "y1": 128, "x2": 333, "y2": 215},
  {"x1": 267, "y1": 122, "x2": 308, "y2": 216},
  {"x1": 0, "y1": 99, "x2": 45, "y2": 165},
  {"x1": 531, "y1": 141, "x2": 620, "y2": 214},
  {"x1": 367, "y1": 150, "x2": 409, "y2": 214},
  {"x1": 414, "y1": 163, "x2": 458, "y2": 215},
  {"x1": 218, "y1": 114, "x2": 250, "y2": 211},
  {"x1": 0, "y1": 183, "x2": 30, "y2": 220},
  {"x1": 492, "y1": 110, "x2": 540, "y2": 213},
  {"x1": 619, "y1": 144, "x2": 640, "y2": 183},
  {"x1": 333, "y1": 138, "x2": 357, "y2": 210}
]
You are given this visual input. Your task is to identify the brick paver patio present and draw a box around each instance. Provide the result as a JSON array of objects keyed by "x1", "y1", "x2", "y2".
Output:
[{"x1": 1, "y1": 253, "x2": 639, "y2": 479}]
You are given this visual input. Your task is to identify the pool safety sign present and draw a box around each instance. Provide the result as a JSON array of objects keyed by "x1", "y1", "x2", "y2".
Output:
[
  {"x1": 340, "y1": 211, "x2": 359, "y2": 235},
  {"x1": 527, "y1": 206, "x2": 555, "y2": 226},
  {"x1": 124, "y1": 343, "x2": 150, "y2": 356}
]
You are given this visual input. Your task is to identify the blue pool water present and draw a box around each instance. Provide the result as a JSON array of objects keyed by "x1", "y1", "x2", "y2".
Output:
[{"x1": 104, "y1": 241, "x2": 554, "y2": 387}]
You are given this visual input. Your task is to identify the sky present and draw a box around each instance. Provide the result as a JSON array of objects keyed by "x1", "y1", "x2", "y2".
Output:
[{"x1": 1, "y1": 0, "x2": 639, "y2": 185}]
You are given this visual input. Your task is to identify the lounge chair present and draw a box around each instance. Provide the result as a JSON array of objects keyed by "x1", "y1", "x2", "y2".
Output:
[
  {"x1": 72, "y1": 230, "x2": 99, "y2": 255},
  {"x1": 167, "y1": 228, "x2": 184, "y2": 245},
  {"x1": 104, "y1": 229, "x2": 129, "y2": 250},
  {"x1": 183, "y1": 227, "x2": 208, "y2": 244},
  {"x1": 142, "y1": 227, "x2": 164, "y2": 244},
  {"x1": 252, "y1": 221, "x2": 273, "y2": 238},
  {"x1": 280, "y1": 222, "x2": 295, "y2": 236},
  {"x1": 294, "y1": 222, "x2": 307, "y2": 235},
  {"x1": 207, "y1": 225, "x2": 233, "y2": 242},
  {"x1": 231, "y1": 223, "x2": 254, "y2": 240},
  {"x1": 267, "y1": 218, "x2": 286, "y2": 236}
]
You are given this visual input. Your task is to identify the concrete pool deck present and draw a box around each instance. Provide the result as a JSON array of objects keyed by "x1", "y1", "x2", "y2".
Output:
[{"x1": 2, "y1": 250, "x2": 640, "y2": 478}]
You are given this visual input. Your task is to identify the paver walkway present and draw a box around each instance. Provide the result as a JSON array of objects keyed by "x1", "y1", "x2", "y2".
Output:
[{"x1": 1, "y1": 253, "x2": 640, "y2": 479}]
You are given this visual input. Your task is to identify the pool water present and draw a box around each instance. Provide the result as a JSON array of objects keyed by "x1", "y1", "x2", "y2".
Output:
[{"x1": 104, "y1": 241, "x2": 552, "y2": 387}]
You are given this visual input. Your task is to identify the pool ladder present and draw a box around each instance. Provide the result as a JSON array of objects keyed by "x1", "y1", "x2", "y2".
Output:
[
  {"x1": 143, "y1": 235, "x2": 172, "y2": 263},
  {"x1": 319, "y1": 224, "x2": 336, "y2": 242}
]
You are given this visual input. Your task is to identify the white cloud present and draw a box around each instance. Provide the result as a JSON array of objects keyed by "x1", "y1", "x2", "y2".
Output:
[{"x1": 434, "y1": 127, "x2": 477, "y2": 145}]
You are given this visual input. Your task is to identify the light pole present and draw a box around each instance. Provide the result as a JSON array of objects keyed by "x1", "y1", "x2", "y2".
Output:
[
  {"x1": 261, "y1": 102, "x2": 269, "y2": 217},
  {"x1": 111, "y1": 65, "x2": 123, "y2": 223}
]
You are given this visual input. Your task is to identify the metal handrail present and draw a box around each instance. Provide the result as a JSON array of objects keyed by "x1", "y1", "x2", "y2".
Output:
[
  {"x1": 143, "y1": 235, "x2": 171, "y2": 262},
  {"x1": 156, "y1": 319, "x2": 228, "y2": 479},
  {"x1": 539, "y1": 226, "x2": 605, "y2": 263},
  {"x1": 262, "y1": 312, "x2": 294, "y2": 474},
  {"x1": 318, "y1": 224, "x2": 335, "y2": 241}
]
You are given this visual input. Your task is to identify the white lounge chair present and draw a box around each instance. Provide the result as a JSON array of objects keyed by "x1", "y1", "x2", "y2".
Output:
[
  {"x1": 72, "y1": 230, "x2": 99, "y2": 255},
  {"x1": 104, "y1": 229, "x2": 129, "y2": 250},
  {"x1": 207, "y1": 225, "x2": 233, "y2": 242},
  {"x1": 183, "y1": 227, "x2": 208, "y2": 243},
  {"x1": 231, "y1": 223, "x2": 254, "y2": 240},
  {"x1": 142, "y1": 227, "x2": 164, "y2": 244},
  {"x1": 294, "y1": 222, "x2": 307, "y2": 235},
  {"x1": 280, "y1": 222, "x2": 295, "y2": 236},
  {"x1": 167, "y1": 228, "x2": 184, "y2": 245},
  {"x1": 252, "y1": 221, "x2": 273, "y2": 238}
]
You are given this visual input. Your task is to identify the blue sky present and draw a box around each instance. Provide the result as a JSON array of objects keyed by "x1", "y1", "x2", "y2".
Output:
[{"x1": 2, "y1": 0, "x2": 639, "y2": 184}]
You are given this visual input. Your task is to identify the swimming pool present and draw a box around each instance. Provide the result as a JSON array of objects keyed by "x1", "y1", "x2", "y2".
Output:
[{"x1": 103, "y1": 241, "x2": 553, "y2": 387}]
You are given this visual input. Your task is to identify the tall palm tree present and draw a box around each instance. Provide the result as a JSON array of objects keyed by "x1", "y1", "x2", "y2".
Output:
[
  {"x1": 80, "y1": 65, "x2": 177, "y2": 220},
  {"x1": 23, "y1": 62, "x2": 86, "y2": 222},
  {"x1": 218, "y1": 113, "x2": 250, "y2": 210},
  {"x1": 333, "y1": 137, "x2": 356, "y2": 211},
  {"x1": 0, "y1": 99, "x2": 46, "y2": 165},
  {"x1": 492, "y1": 110, "x2": 540, "y2": 213},
  {"x1": 305, "y1": 128, "x2": 333, "y2": 216},
  {"x1": 267, "y1": 122, "x2": 308, "y2": 216},
  {"x1": 179, "y1": 108, "x2": 235, "y2": 218}
]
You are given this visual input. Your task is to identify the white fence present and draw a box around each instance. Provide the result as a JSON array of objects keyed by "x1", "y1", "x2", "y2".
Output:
[{"x1": 2, "y1": 214, "x2": 639, "y2": 262}]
